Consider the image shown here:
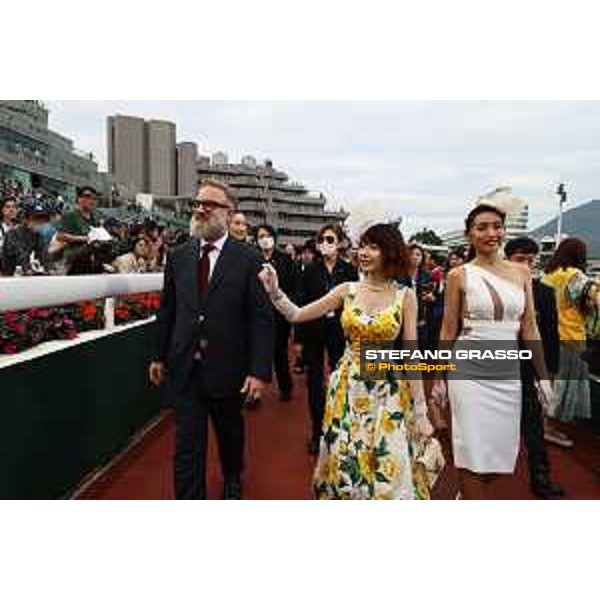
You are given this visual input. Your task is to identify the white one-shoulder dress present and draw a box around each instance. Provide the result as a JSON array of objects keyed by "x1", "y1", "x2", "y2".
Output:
[{"x1": 448, "y1": 264, "x2": 525, "y2": 474}]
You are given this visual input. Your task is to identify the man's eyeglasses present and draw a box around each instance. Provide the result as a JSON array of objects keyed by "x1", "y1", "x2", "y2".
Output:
[
  {"x1": 319, "y1": 235, "x2": 337, "y2": 245},
  {"x1": 190, "y1": 198, "x2": 231, "y2": 211}
]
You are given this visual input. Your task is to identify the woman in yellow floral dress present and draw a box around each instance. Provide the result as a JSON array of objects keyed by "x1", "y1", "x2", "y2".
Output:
[{"x1": 259, "y1": 224, "x2": 434, "y2": 500}]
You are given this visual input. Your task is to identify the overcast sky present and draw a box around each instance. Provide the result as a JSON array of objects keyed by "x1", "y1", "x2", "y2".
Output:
[{"x1": 45, "y1": 101, "x2": 600, "y2": 235}]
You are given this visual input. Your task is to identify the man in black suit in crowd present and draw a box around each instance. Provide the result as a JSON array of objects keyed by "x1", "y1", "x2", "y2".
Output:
[
  {"x1": 506, "y1": 237, "x2": 565, "y2": 499},
  {"x1": 296, "y1": 224, "x2": 358, "y2": 455},
  {"x1": 149, "y1": 179, "x2": 274, "y2": 500},
  {"x1": 255, "y1": 224, "x2": 296, "y2": 403}
]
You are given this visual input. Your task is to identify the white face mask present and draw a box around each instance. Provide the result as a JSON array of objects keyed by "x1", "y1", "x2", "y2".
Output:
[
  {"x1": 258, "y1": 236, "x2": 275, "y2": 251},
  {"x1": 319, "y1": 242, "x2": 338, "y2": 257}
]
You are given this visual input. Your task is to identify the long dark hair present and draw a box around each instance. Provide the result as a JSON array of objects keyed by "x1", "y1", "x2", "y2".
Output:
[{"x1": 544, "y1": 237, "x2": 588, "y2": 274}]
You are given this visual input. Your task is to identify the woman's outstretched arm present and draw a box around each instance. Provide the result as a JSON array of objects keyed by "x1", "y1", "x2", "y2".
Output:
[{"x1": 259, "y1": 264, "x2": 348, "y2": 324}]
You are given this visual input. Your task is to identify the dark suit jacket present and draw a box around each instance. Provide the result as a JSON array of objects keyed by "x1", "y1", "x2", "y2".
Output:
[
  {"x1": 521, "y1": 278, "x2": 560, "y2": 384},
  {"x1": 154, "y1": 236, "x2": 274, "y2": 397},
  {"x1": 398, "y1": 267, "x2": 432, "y2": 324},
  {"x1": 295, "y1": 258, "x2": 358, "y2": 345}
]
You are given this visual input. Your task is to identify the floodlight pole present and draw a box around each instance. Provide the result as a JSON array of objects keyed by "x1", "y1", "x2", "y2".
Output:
[{"x1": 556, "y1": 183, "x2": 567, "y2": 243}]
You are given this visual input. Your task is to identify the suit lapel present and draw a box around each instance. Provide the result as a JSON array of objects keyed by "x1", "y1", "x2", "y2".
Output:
[
  {"x1": 181, "y1": 238, "x2": 200, "y2": 311},
  {"x1": 207, "y1": 236, "x2": 235, "y2": 302}
]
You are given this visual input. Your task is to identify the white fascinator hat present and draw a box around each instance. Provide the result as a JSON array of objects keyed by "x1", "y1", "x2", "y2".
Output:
[{"x1": 474, "y1": 186, "x2": 524, "y2": 217}]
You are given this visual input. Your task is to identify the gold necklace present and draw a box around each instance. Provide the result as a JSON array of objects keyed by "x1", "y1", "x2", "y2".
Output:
[{"x1": 362, "y1": 280, "x2": 392, "y2": 292}]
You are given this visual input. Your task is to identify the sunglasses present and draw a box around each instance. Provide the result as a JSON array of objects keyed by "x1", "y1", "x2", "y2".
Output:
[
  {"x1": 190, "y1": 198, "x2": 232, "y2": 211},
  {"x1": 319, "y1": 235, "x2": 337, "y2": 245}
]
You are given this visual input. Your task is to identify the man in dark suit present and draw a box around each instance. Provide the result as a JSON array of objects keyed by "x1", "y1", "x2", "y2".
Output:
[
  {"x1": 506, "y1": 237, "x2": 564, "y2": 499},
  {"x1": 149, "y1": 179, "x2": 274, "y2": 500}
]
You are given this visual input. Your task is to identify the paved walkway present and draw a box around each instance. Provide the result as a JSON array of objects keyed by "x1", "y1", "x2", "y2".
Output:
[{"x1": 76, "y1": 369, "x2": 600, "y2": 500}]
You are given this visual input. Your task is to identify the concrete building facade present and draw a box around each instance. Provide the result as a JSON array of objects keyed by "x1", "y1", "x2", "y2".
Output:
[
  {"x1": 0, "y1": 100, "x2": 106, "y2": 202},
  {"x1": 107, "y1": 115, "x2": 177, "y2": 197},
  {"x1": 107, "y1": 115, "x2": 146, "y2": 198},
  {"x1": 176, "y1": 142, "x2": 198, "y2": 197},
  {"x1": 196, "y1": 156, "x2": 348, "y2": 246},
  {"x1": 146, "y1": 120, "x2": 176, "y2": 196}
]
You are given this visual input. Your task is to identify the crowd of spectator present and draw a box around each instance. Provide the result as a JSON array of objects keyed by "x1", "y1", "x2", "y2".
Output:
[{"x1": 0, "y1": 181, "x2": 189, "y2": 277}]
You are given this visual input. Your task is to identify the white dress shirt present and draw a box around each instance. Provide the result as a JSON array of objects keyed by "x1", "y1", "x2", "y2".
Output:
[{"x1": 198, "y1": 232, "x2": 228, "y2": 282}]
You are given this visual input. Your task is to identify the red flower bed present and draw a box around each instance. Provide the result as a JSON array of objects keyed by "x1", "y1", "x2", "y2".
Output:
[{"x1": 0, "y1": 292, "x2": 161, "y2": 355}]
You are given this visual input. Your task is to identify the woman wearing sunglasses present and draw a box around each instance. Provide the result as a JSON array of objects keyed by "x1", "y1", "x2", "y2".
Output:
[{"x1": 295, "y1": 224, "x2": 358, "y2": 455}]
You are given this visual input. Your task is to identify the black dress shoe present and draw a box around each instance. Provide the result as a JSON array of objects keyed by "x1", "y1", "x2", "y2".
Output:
[
  {"x1": 223, "y1": 481, "x2": 243, "y2": 500},
  {"x1": 531, "y1": 478, "x2": 565, "y2": 499},
  {"x1": 245, "y1": 396, "x2": 261, "y2": 410}
]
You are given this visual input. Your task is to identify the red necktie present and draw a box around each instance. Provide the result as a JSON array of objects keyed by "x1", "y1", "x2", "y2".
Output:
[{"x1": 198, "y1": 244, "x2": 215, "y2": 293}]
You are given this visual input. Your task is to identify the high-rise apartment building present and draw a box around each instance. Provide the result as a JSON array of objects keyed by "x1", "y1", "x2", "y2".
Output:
[
  {"x1": 107, "y1": 115, "x2": 176, "y2": 197},
  {"x1": 146, "y1": 120, "x2": 176, "y2": 196},
  {"x1": 107, "y1": 115, "x2": 146, "y2": 197},
  {"x1": 176, "y1": 142, "x2": 198, "y2": 197}
]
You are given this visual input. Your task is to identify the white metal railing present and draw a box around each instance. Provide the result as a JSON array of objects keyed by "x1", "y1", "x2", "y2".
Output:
[{"x1": 0, "y1": 274, "x2": 164, "y2": 328}]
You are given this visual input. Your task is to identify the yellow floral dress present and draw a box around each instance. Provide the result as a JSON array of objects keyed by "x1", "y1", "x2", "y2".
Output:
[{"x1": 313, "y1": 283, "x2": 430, "y2": 500}]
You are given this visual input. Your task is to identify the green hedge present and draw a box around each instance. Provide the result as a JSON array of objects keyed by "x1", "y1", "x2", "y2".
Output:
[{"x1": 0, "y1": 322, "x2": 162, "y2": 499}]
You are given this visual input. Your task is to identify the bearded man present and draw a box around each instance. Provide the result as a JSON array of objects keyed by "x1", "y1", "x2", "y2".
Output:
[{"x1": 149, "y1": 179, "x2": 273, "y2": 500}]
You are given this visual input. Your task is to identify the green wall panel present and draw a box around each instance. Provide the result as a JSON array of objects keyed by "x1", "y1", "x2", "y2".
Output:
[{"x1": 0, "y1": 323, "x2": 162, "y2": 499}]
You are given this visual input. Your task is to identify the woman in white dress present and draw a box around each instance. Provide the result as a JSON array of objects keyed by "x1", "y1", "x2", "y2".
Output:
[{"x1": 437, "y1": 200, "x2": 554, "y2": 499}]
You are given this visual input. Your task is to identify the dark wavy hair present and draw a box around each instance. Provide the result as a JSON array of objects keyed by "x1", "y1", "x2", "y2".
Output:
[
  {"x1": 359, "y1": 223, "x2": 408, "y2": 279},
  {"x1": 544, "y1": 237, "x2": 588, "y2": 273},
  {"x1": 464, "y1": 204, "x2": 506, "y2": 234}
]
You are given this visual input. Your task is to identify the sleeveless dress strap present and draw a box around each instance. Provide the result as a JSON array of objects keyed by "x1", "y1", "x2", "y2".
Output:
[{"x1": 392, "y1": 282, "x2": 408, "y2": 316}]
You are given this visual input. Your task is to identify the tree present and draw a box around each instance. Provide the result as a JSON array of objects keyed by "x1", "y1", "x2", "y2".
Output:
[{"x1": 409, "y1": 228, "x2": 443, "y2": 246}]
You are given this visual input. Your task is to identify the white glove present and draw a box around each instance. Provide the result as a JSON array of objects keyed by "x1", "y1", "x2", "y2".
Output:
[
  {"x1": 258, "y1": 264, "x2": 300, "y2": 322},
  {"x1": 258, "y1": 263, "x2": 280, "y2": 297},
  {"x1": 410, "y1": 379, "x2": 433, "y2": 439},
  {"x1": 415, "y1": 414, "x2": 435, "y2": 439}
]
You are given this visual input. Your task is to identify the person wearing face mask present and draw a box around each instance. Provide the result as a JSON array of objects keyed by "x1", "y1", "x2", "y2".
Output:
[
  {"x1": 297, "y1": 224, "x2": 358, "y2": 455},
  {"x1": 255, "y1": 224, "x2": 296, "y2": 403},
  {"x1": 1, "y1": 199, "x2": 50, "y2": 276}
]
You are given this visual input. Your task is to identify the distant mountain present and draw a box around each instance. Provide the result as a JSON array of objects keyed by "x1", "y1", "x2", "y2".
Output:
[{"x1": 531, "y1": 200, "x2": 600, "y2": 258}]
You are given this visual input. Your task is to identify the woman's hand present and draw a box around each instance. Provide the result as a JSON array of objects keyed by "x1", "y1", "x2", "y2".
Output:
[
  {"x1": 415, "y1": 414, "x2": 435, "y2": 440},
  {"x1": 258, "y1": 263, "x2": 280, "y2": 296}
]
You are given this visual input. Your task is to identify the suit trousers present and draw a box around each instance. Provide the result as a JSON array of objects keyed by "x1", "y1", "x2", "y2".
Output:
[
  {"x1": 173, "y1": 363, "x2": 245, "y2": 500},
  {"x1": 273, "y1": 317, "x2": 293, "y2": 395},
  {"x1": 304, "y1": 317, "x2": 346, "y2": 441},
  {"x1": 521, "y1": 378, "x2": 551, "y2": 482}
]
